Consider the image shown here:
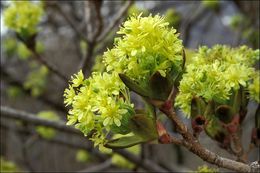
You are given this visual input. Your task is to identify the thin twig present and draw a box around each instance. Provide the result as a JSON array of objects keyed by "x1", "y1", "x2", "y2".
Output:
[
  {"x1": 96, "y1": 1, "x2": 133, "y2": 43},
  {"x1": 79, "y1": 1, "x2": 133, "y2": 76},
  {"x1": 180, "y1": 4, "x2": 208, "y2": 46},
  {"x1": 1, "y1": 67, "x2": 66, "y2": 113},
  {"x1": 1, "y1": 106, "x2": 79, "y2": 135},
  {"x1": 0, "y1": 122, "x2": 107, "y2": 161},
  {"x1": 114, "y1": 149, "x2": 169, "y2": 172},
  {"x1": 31, "y1": 50, "x2": 68, "y2": 82},
  {"x1": 0, "y1": 106, "x2": 170, "y2": 172},
  {"x1": 51, "y1": 3, "x2": 88, "y2": 41}
]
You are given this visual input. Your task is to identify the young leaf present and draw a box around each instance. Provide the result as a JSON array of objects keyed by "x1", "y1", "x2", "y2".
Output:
[
  {"x1": 119, "y1": 73, "x2": 150, "y2": 97},
  {"x1": 149, "y1": 71, "x2": 172, "y2": 100},
  {"x1": 191, "y1": 96, "x2": 206, "y2": 118},
  {"x1": 129, "y1": 114, "x2": 158, "y2": 140},
  {"x1": 104, "y1": 135, "x2": 145, "y2": 149}
]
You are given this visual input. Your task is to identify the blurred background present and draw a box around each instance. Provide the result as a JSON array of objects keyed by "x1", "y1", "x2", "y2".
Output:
[{"x1": 1, "y1": 0, "x2": 259, "y2": 172}]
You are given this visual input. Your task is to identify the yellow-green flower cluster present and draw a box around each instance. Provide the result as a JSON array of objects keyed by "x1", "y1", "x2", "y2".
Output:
[
  {"x1": 103, "y1": 14, "x2": 183, "y2": 88},
  {"x1": 248, "y1": 71, "x2": 260, "y2": 103},
  {"x1": 175, "y1": 45, "x2": 259, "y2": 117},
  {"x1": 196, "y1": 165, "x2": 218, "y2": 173},
  {"x1": 3, "y1": 1, "x2": 43, "y2": 37},
  {"x1": 0, "y1": 157, "x2": 20, "y2": 172},
  {"x1": 64, "y1": 70, "x2": 134, "y2": 146}
]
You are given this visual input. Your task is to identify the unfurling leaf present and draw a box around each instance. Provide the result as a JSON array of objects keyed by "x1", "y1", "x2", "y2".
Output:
[
  {"x1": 191, "y1": 97, "x2": 206, "y2": 118},
  {"x1": 119, "y1": 73, "x2": 150, "y2": 97},
  {"x1": 149, "y1": 71, "x2": 172, "y2": 100},
  {"x1": 105, "y1": 135, "x2": 145, "y2": 149},
  {"x1": 129, "y1": 114, "x2": 158, "y2": 140}
]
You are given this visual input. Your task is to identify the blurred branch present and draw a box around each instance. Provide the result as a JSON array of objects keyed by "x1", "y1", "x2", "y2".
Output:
[
  {"x1": 77, "y1": 159, "x2": 112, "y2": 173},
  {"x1": 80, "y1": 1, "x2": 133, "y2": 76},
  {"x1": 96, "y1": 1, "x2": 133, "y2": 42},
  {"x1": 1, "y1": 106, "x2": 79, "y2": 135},
  {"x1": 47, "y1": 2, "x2": 88, "y2": 41},
  {"x1": 233, "y1": 1, "x2": 259, "y2": 25},
  {"x1": 0, "y1": 122, "x2": 107, "y2": 161},
  {"x1": 180, "y1": 3, "x2": 209, "y2": 46},
  {"x1": 30, "y1": 50, "x2": 68, "y2": 82},
  {"x1": 20, "y1": 123, "x2": 35, "y2": 172},
  {"x1": 114, "y1": 149, "x2": 169, "y2": 172},
  {"x1": 91, "y1": 0, "x2": 104, "y2": 42},
  {"x1": 0, "y1": 106, "x2": 172, "y2": 172},
  {"x1": 1, "y1": 67, "x2": 66, "y2": 113}
]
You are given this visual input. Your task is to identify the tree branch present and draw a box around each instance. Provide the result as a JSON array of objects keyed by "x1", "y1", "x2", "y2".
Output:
[
  {"x1": 0, "y1": 121, "x2": 107, "y2": 161},
  {"x1": 0, "y1": 106, "x2": 169, "y2": 172},
  {"x1": 114, "y1": 149, "x2": 169, "y2": 172},
  {"x1": 96, "y1": 1, "x2": 133, "y2": 43},
  {"x1": 31, "y1": 50, "x2": 68, "y2": 82},
  {"x1": 160, "y1": 106, "x2": 251, "y2": 172},
  {"x1": 47, "y1": 2, "x2": 88, "y2": 41},
  {"x1": 1, "y1": 106, "x2": 79, "y2": 135},
  {"x1": 180, "y1": 4, "x2": 209, "y2": 46},
  {"x1": 79, "y1": 1, "x2": 133, "y2": 76},
  {"x1": 1, "y1": 67, "x2": 66, "y2": 113}
]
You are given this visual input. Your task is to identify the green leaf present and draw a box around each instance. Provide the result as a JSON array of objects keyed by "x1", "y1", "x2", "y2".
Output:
[
  {"x1": 129, "y1": 114, "x2": 158, "y2": 139},
  {"x1": 149, "y1": 71, "x2": 172, "y2": 100},
  {"x1": 104, "y1": 135, "x2": 145, "y2": 149},
  {"x1": 119, "y1": 73, "x2": 150, "y2": 97},
  {"x1": 191, "y1": 97, "x2": 206, "y2": 118}
]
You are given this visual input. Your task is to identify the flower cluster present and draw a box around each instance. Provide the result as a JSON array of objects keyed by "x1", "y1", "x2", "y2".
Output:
[
  {"x1": 103, "y1": 14, "x2": 183, "y2": 89},
  {"x1": 175, "y1": 45, "x2": 259, "y2": 117},
  {"x1": 3, "y1": 1, "x2": 43, "y2": 37},
  {"x1": 64, "y1": 70, "x2": 134, "y2": 147},
  {"x1": 196, "y1": 165, "x2": 218, "y2": 173}
]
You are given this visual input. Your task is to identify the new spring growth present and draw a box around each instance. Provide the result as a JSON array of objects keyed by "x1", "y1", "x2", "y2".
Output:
[
  {"x1": 103, "y1": 14, "x2": 183, "y2": 89},
  {"x1": 3, "y1": 1, "x2": 43, "y2": 38},
  {"x1": 64, "y1": 70, "x2": 134, "y2": 147},
  {"x1": 175, "y1": 45, "x2": 259, "y2": 117}
]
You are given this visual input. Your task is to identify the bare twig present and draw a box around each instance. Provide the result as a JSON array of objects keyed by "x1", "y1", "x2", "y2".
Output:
[
  {"x1": 1, "y1": 67, "x2": 66, "y2": 113},
  {"x1": 1, "y1": 106, "x2": 79, "y2": 135},
  {"x1": 114, "y1": 149, "x2": 169, "y2": 172},
  {"x1": 96, "y1": 1, "x2": 133, "y2": 43},
  {"x1": 0, "y1": 106, "x2": 170, "y2": 172},
  {"x1": 0, "y1": 122, "x2": 107, "y2": 161},
  {"x1": 49, "y1": 3, "x2": 88, "y2": 41},
  {"x1": 79, "y1": 1, "x2": 133, "y2": 76},
  {"x1": 91, "y1": 0, "x2": 104, "y2": 41},
  {"x1": 180, "y1": 4, "x2": 209, "y2": 46},
  {"x1": 31, "y1": 50, "x2": 68, "y2": 82}
]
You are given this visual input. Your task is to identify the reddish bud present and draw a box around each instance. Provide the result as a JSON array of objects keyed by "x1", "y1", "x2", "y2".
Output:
[
  {"x1": 156, "y1": 121, "x2": 171, "y2": 144},
  {"x1": 161, "y1": 100, "x2": 172, "y2": 111},
  {"x1": 226, "y1": 115, "x2": 240, "y2": 134},
  {"x1": 192, "y1": 116, "x2": 206, "y2": 137}
]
